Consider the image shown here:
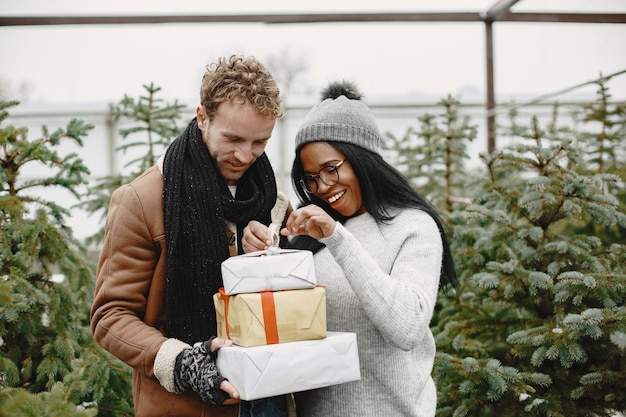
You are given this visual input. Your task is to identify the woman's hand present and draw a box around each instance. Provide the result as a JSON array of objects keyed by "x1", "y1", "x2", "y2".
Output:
[
  {"x1": 242, "y1": 220, "x2": 275, "y2": 253},
  {"x1": 280, "y1": 205, "x2": 336, "y2": 240}
]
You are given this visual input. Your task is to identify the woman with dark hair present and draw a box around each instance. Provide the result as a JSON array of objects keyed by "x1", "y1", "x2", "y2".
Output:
[{"x1": 243, "y1": 81, "x2": 456, "y2": 417}]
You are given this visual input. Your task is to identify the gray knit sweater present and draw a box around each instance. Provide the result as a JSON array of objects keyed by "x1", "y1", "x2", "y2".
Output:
[{"x1": 294, "y1": 209, "x2": 442, "y2": 417}]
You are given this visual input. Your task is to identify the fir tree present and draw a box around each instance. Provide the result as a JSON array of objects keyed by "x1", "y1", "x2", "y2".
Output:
[
  {"x1": 77, "y1": 83, "x2": 185, "y2": 246},
  {"x1": 0, "y1": 100, "x2": 133, "y2": 416},
  {"x1": 383, "y1": 95, "x2": 477, "y2": 211},
  {"x1": 576, "y1": 76, "x2": 626, "y2": 177},
  {"x1": 567, "y1": 77, "x2": 626, "y2": 244},
  {"x1": 432, "y1": 90, "x2": 626, "y2": 416}
]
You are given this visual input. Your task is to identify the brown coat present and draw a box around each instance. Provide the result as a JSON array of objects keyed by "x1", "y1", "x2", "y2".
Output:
[{"x1": 90, "y1": 165, "x2": 291, "y2": 417}]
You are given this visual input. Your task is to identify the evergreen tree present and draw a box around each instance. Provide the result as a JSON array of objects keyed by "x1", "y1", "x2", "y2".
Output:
[
  {"x1": 432, "y1": 90, "x2": 626, "y2": 416},
  {"x1": 0, "y1": 100, "x2": 133, "y2": 416},
  {"x1": 568, "y1": 77, "x2": 626, "y2": 244},
  {"x1": 576, "y1": 77, "x2": 626, "y2": 177},
  {"x1": 77, "y1": 83, "x2": 185, "y2": 246},
  {"x1": 383, "y1": 95, "x2": 477, "y2": 211}
]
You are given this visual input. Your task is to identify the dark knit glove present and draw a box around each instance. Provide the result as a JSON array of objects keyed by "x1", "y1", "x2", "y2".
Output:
[{"x1": 173, "y1": 338, "x2": 231, "y2": 405}]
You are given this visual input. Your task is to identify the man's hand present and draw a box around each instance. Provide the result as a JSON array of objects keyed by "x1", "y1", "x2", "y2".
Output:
[
  {"x1": 242, "y1": 220, "x2": 276, "y2": 252},
  {"x1": 210, "y1": 338, "x2": 239, "y2": 405},
  {"x1": 174, "y1": 337, "x2": 239, "y2": 405}
]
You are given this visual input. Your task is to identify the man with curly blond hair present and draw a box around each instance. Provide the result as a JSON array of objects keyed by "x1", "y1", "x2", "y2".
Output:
[{"x1": 91, "y1": 55, "x2": 292, "y2": 417}]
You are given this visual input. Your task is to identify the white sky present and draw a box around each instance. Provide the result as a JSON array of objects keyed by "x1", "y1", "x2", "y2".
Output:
[
  {"x1": 2, "y1": 0, "x2": 625, "y2": 241},
  {"x1": 1, "y1": 0, "x2": 626, "y2": 106}
]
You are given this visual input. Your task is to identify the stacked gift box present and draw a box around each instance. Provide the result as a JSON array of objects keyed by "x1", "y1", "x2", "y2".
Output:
[
  {"x1": 214, "y1": 248, "x2": 324, "y2": 347},
  {"x1": 213, "y1": 248, "x2": 361, "y2": 400}
]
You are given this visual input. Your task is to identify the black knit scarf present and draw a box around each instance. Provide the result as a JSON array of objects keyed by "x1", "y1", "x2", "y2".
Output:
[{"x1": 163, "y1": 118, "x2": 276, "y2": 344}]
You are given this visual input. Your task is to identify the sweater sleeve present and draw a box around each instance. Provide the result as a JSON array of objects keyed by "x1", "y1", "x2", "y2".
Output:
[{"x1": 320, "y1": 210, "x2": 442, "y2": 351}]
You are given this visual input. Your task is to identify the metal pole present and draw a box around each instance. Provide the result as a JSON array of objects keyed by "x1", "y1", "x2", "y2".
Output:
[
  {"x1": 105, "y1": 107, "x2": 117, "y2": 175},
  {"x1": 485, "y1": 20, "x2": 496, "y2": 153}
]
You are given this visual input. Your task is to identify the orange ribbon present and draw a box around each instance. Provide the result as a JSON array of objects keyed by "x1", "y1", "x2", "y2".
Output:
[
  {"x1": 260, "y1": 291, "x2": 279, "y2": 344},
  {"x1": 218, "y1": 287, "x2": 279, "y2": 345},
  {"x1": 218, "y1": 287, "x2": 231, "y2": 340}
]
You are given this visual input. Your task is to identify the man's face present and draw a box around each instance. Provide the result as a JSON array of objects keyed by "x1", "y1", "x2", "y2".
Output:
[{"x1": 197, "y1": 101, "x2": 276, "y2": 186}]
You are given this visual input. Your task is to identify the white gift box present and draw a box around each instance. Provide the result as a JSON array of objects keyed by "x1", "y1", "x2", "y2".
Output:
[
  {"x1": 221, "y1": 249, "x2": 316, "y2": 295},
  {"x1": 216, "y1": 332, "x2": 361, "y2": 401}
]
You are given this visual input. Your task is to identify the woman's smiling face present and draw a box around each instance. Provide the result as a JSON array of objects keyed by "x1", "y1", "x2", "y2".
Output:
[{"x1": 299, "y1": 142, "x2": 366, "y2": 217}]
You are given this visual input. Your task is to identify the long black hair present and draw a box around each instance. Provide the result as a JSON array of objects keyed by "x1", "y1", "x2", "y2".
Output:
[{"x1": 289, "y1": 141, "x2": 457, "y2": 292}]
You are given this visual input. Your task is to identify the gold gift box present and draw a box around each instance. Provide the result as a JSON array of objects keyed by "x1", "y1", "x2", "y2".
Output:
[{"x1": 213, "y1": 286, "x2": 327, "y2": 347}]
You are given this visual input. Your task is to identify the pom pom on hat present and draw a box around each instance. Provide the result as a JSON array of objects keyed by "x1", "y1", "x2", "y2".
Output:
[{"x1": 295, "y1": 81, "x2": 381, "y2": 154}]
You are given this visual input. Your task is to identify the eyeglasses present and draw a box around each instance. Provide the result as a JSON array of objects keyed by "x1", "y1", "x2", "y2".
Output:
[{"x1": 299, "y1": 159, "x2": 347, "y2": 194}]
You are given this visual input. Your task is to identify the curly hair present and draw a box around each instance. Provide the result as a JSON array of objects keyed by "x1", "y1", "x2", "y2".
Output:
[{"x1": 200, "y1": 55, "x2": 283, "y2": 121}]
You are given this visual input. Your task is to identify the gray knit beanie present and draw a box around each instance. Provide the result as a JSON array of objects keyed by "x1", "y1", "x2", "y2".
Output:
[{"x1": 295, "y1": 81, "x2": 381, "y2": 154}]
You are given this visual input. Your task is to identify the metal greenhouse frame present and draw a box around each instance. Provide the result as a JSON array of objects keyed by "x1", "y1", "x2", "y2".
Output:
[{"x1": 2, "y1": 0, "x2": 625, "y2": 152}]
